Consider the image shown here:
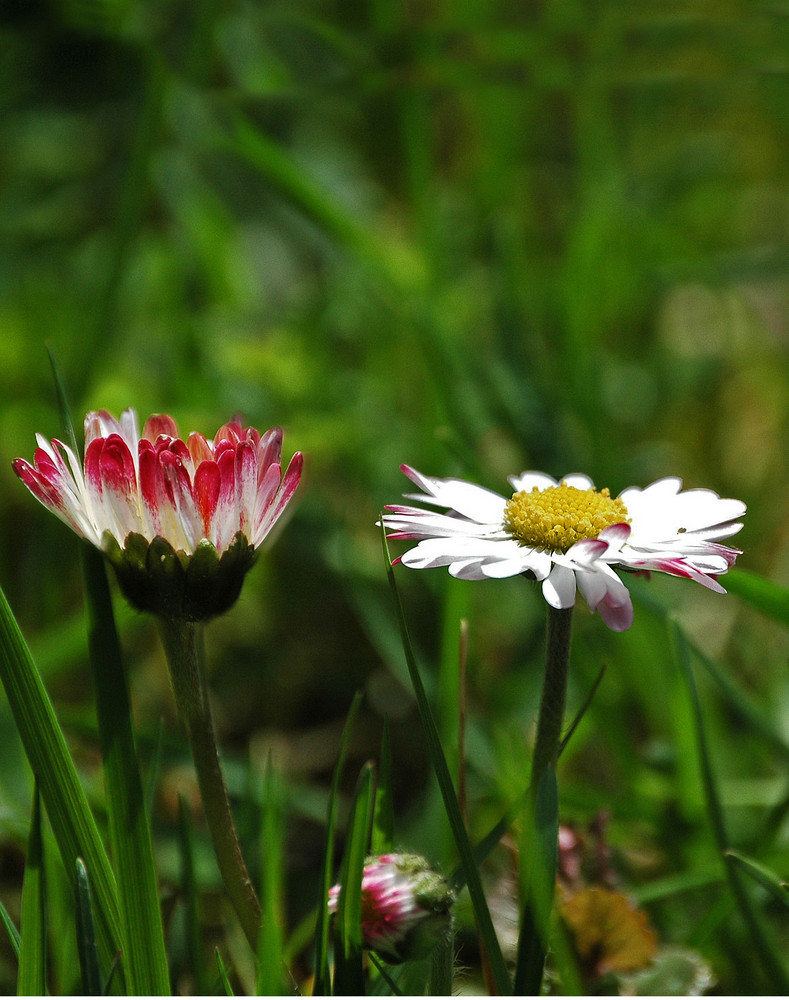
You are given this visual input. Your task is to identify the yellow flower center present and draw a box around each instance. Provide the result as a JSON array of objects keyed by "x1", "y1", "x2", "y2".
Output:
[{"x1": 503, "y1": 484, "x2": 629, "y2": 553}]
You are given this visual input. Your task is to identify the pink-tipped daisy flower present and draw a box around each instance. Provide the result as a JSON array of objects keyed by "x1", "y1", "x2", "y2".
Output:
[
  {"x1": 13, "y1": 409, "x2": 303, "y2": 620},
  {"x1": 328, "y1": 853, "x2": 454, "y2": 964},
  {"x1": 382, "y1": 466, "x2": 746, "y2": 631}
]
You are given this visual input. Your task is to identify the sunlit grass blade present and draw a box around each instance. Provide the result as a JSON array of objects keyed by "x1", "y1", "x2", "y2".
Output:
[
  {"x1": 514, "y1": 767, "x2": 558, "y2": 996},
  {"x1": 215, "y1": 948, "x2": 235, "y2": 995},
  {"x1": 0, "y1": 896, "x2": 20, "y2": 960},
  {"x1": 75, "y1": 857, "x2": 103, "y2": 997},
  {"x1": 371, "y1": 719, "x2": 394, "y2": 855},
  {"x1": 312, "y1": 690, "x2": 363, "y2": 996},
  {"x1": 81, "y1": 545, "x2": 170, "y2": 995},
  {"x1": 17, "y1": 784, "x2": 46, "y2": 996},
  {"x1": 726, "y1": 850, "x2": 789, "y2": 910},
  {"x1": 559, "y1": 663, "x2": 606, "y2": 756},
  {"x1": 0, "y1": 584, "x2": 123, "y2": 982},
  {"x1": 382, "y1": 525, "x2": 512, "y2": 995},
  {"x1": 256, "y1": 756, "x2": 288, "y2": 997},
  {"x1": 680, "y1": 628, "x2": 789, "y2": 762},
  {"x1": 177, "y1": 793, "x2": 208, "y2": 995},
  {"x1": 669, "y1": 615, "x2": 789, "y2": 993},
  {"x1": 724, "y1": 569, "x2": 789, "y2": 626},
  {"x1": 333, "y1": 761, "x2": 376, "y2": 996},
  {"x1": 225, "y1": 109, "x2": 421, "y2": 294}
]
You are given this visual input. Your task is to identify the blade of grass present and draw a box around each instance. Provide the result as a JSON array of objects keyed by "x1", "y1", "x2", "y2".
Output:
[
  {"x1": 724, "y1": 569, "x2": 789, "y2": 626},
  {"x1": 313, "y1": 690, "x2": 363, "y2": 996},
  {"x1": 81, "y1": 545, "x2": 170, "y2": 995},
  {"x1": 177, "y1": 793, "x2": 208, "y2": 995},
  {"x1": 256, "y1": 756, "x2": 288, "y2": 997},
  {"x1": 215, "y1": 948, "x2": 235, "y2": 995},
  {"x1": 333, "y1": 761, "x2": 376, "y2": 996},
  {"x1": 453, "y1": 662, "x2": 607, "y2": 893},
  {"x1": 75, "y1": 858, "x2": 103, "y2": 997},
  {"x1": 0, "y1": 896, "x2": 21, "y2": 960},
  {"x1": 382, "y1": 525, "x2": 512, "y2": 995},
  {"x1": 669, "y1": 615, "x2": 789, "y2": 993},
  {"x1": 0, "y1": 583, "x2": 123, "y2": 982},
  {"x1": 17, "y1": 784, "x2": 46, "y2": 996},
  {"x1": 679, "y1": 628, "x2": 789, "y2": 763},
  {"x1": 371, "y1": 719, "x2": 394, "y2": 855},
  {"x1": 725, "y1": 850, "x2": 789, "y2": 910}
]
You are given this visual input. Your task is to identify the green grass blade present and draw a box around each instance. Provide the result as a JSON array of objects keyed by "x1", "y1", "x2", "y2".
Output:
[
  {"x1": 724, "y1": 569, "x2": 789, "y2": 626},
  {"x1": 17, "y1": 785, "x2": 47, "y2": 996},
  {"x1": 0, "y1": 583, "x2": 123, "y2": 982},
  {"x1": 680, "y1": 627, "x2": 789, "y2": 762},
  {"x1": 81, "y1": 545, "x2": 170, "y2": 995},
  {"x1": 177, "y1": 793, "x2": 208, "y2": 996},
  {"x1": 256, "y1": 757, "x2": 288, "y2": 996},
  {"x1": 0, "y1": 896, "x2": 21, "y2": 960},
  {"x1": 371, "y1": 719, "x2": 394, "y2": 855},
  {"x1": 75, "y1": 858, "x2": 103, "y2": 997},
  {"x1": 225, "y1": 109, "x2": 421, "y2": 294},
  {"x1": 382, "y1": 525, "x2": 512, "y2": 995},
  {"x1": 333, "y1": 761, "x2": 376, "y2": 996},
  {"x1": 669, "y1": 616, "x2": 789, "y2": 992},
  {"x1": 215, "y1": 948, "x2": 235, "y2": 995},
  {"x1": 726, "y1": 850, "x2": 789, "y2": 910},
  {"x1": 312, "y1": 690, "x2": 363, "y2": 996}
]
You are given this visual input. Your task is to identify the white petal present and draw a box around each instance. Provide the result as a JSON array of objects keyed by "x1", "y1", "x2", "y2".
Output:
[
  {"x1": 400, "y1": 466, "x2": 507, "y2": 523},
  {"x1": 508, "y1": 471, "x2": 558, "y2": 492},
  {"x1": 542, "y1": 564, "x2": 577, "y2": 609},
  {"x1": 561, "y1": 473, "x2": 596, "y2": 491},
  {"x1": 383, "y1": 507, "x2": 505, "y2": 540}
]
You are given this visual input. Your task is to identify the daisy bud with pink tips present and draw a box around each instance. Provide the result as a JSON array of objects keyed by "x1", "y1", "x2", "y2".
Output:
[
  {"x1": 382, "y1": 465, "x2": 746, "y2": 631},
  {"x1": 329, "y1": 854, "x2": 454, "y2": 964},
  {"x1": 14, "y1": 408, "x2": 303, "y2": 621}
]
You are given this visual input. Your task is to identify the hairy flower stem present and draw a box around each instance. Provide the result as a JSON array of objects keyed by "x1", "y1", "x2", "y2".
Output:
[
  {"x1": 531, "y1": 605, "x2": 573, "y2": 785},
  {"x1": 158, "y1": 618, "x2": 261, "y2": 949},
  {"x1": 515, "y1": 605, "x2": 573, "y2": 995}
]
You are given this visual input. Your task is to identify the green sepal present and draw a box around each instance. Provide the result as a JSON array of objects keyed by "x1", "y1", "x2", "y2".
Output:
[{"x1": 103, "y1": 530, "x2": 257, "y2": 621}]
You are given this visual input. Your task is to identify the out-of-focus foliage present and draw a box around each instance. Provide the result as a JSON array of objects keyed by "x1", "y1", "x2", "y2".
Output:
[{"x1": 1, "y1": 0, "x2": 789, "y2": 993}]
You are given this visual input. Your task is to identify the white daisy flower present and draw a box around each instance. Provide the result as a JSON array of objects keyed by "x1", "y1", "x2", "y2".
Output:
[{"x1": 382, "y1": 465, "x2": 746, "y2": 631}]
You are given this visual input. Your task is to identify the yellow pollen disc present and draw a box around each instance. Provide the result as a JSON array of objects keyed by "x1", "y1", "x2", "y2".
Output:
[{"x1": 503, "y1": 484, "x2": 629, "y2": 553}]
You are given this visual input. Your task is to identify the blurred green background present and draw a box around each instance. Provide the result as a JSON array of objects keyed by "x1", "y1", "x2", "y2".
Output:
[{"x1": 2, "y1": 0, "x2": 789, "y2": 993}]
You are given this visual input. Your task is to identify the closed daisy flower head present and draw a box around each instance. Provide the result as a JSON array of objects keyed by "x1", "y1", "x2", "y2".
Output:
[
  {"x1": 382, "y1": 466, "x2": 746, "y2": 631},
  {"x1": 13, "y1": 408, "x2": 303, "y2": 621},
  {"x1": 328, "y1": 853, "x2": 454, "y2": 964}
]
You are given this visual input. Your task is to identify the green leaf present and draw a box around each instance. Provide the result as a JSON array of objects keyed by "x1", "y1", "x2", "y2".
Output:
[
  {"x1": 81, "y1": 545, "x2": 170, "y2": 995},
  {"x1": 18, "y1": 785, "x2": 47, "y2": 996},
  {"x1": 669, "y1": 616, "x2": 789, "y2": 993},
  {"x1": 0, "y1": 896, "x2": 21, "y2": 960},
  {"x1": 726, "y1": 850, "x2": 789, "y2": 910},
  {"x1": 177, "y1": 794, "x2": 208, "y2": 996},
  {"x1": 215, "y1": 948, "x2": 235, "y2": 996},
  {"x1": 75, "y1": 858, "x2": 103, "y2": 997},
  {"x1": 256, "y1": 757, "x2": 289, "y2": 997},
  {"x1": 333, "y1": 761, "x2": 376, "y2": 996},
  {"x1": 382, "y1": 525, "x2": 512, "y2": 995},
  {"x1": 514, "y1": 767, "x2": 558, "y2": 996},
  {"x1": 724, "y1": 569, "x2": 789, "y2": 626},
  {"x1": 312, "y1": 690, "x2": 363, "y2": 996},
  {"x1": 371, "y1": 719, "x2": 395, "y2": 855},
  {"x1": 0, "y1": 583, "x2": 124, "y2": 983}
]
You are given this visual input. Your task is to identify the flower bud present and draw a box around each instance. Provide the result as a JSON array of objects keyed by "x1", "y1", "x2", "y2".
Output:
[{"x1": 329, "y1": 853, "x2": 454, "y2": 964}]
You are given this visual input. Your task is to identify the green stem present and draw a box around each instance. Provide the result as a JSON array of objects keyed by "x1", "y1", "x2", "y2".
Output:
[
  {"x1": 157, "y1": 618, "x2": 261, "y2": 949},
  {"x1": 515, "y1": 604, "x2": 573, "y2": 996},
  {"x1": 531, "y1": 606, "x2": 573, "y2": 787}
]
